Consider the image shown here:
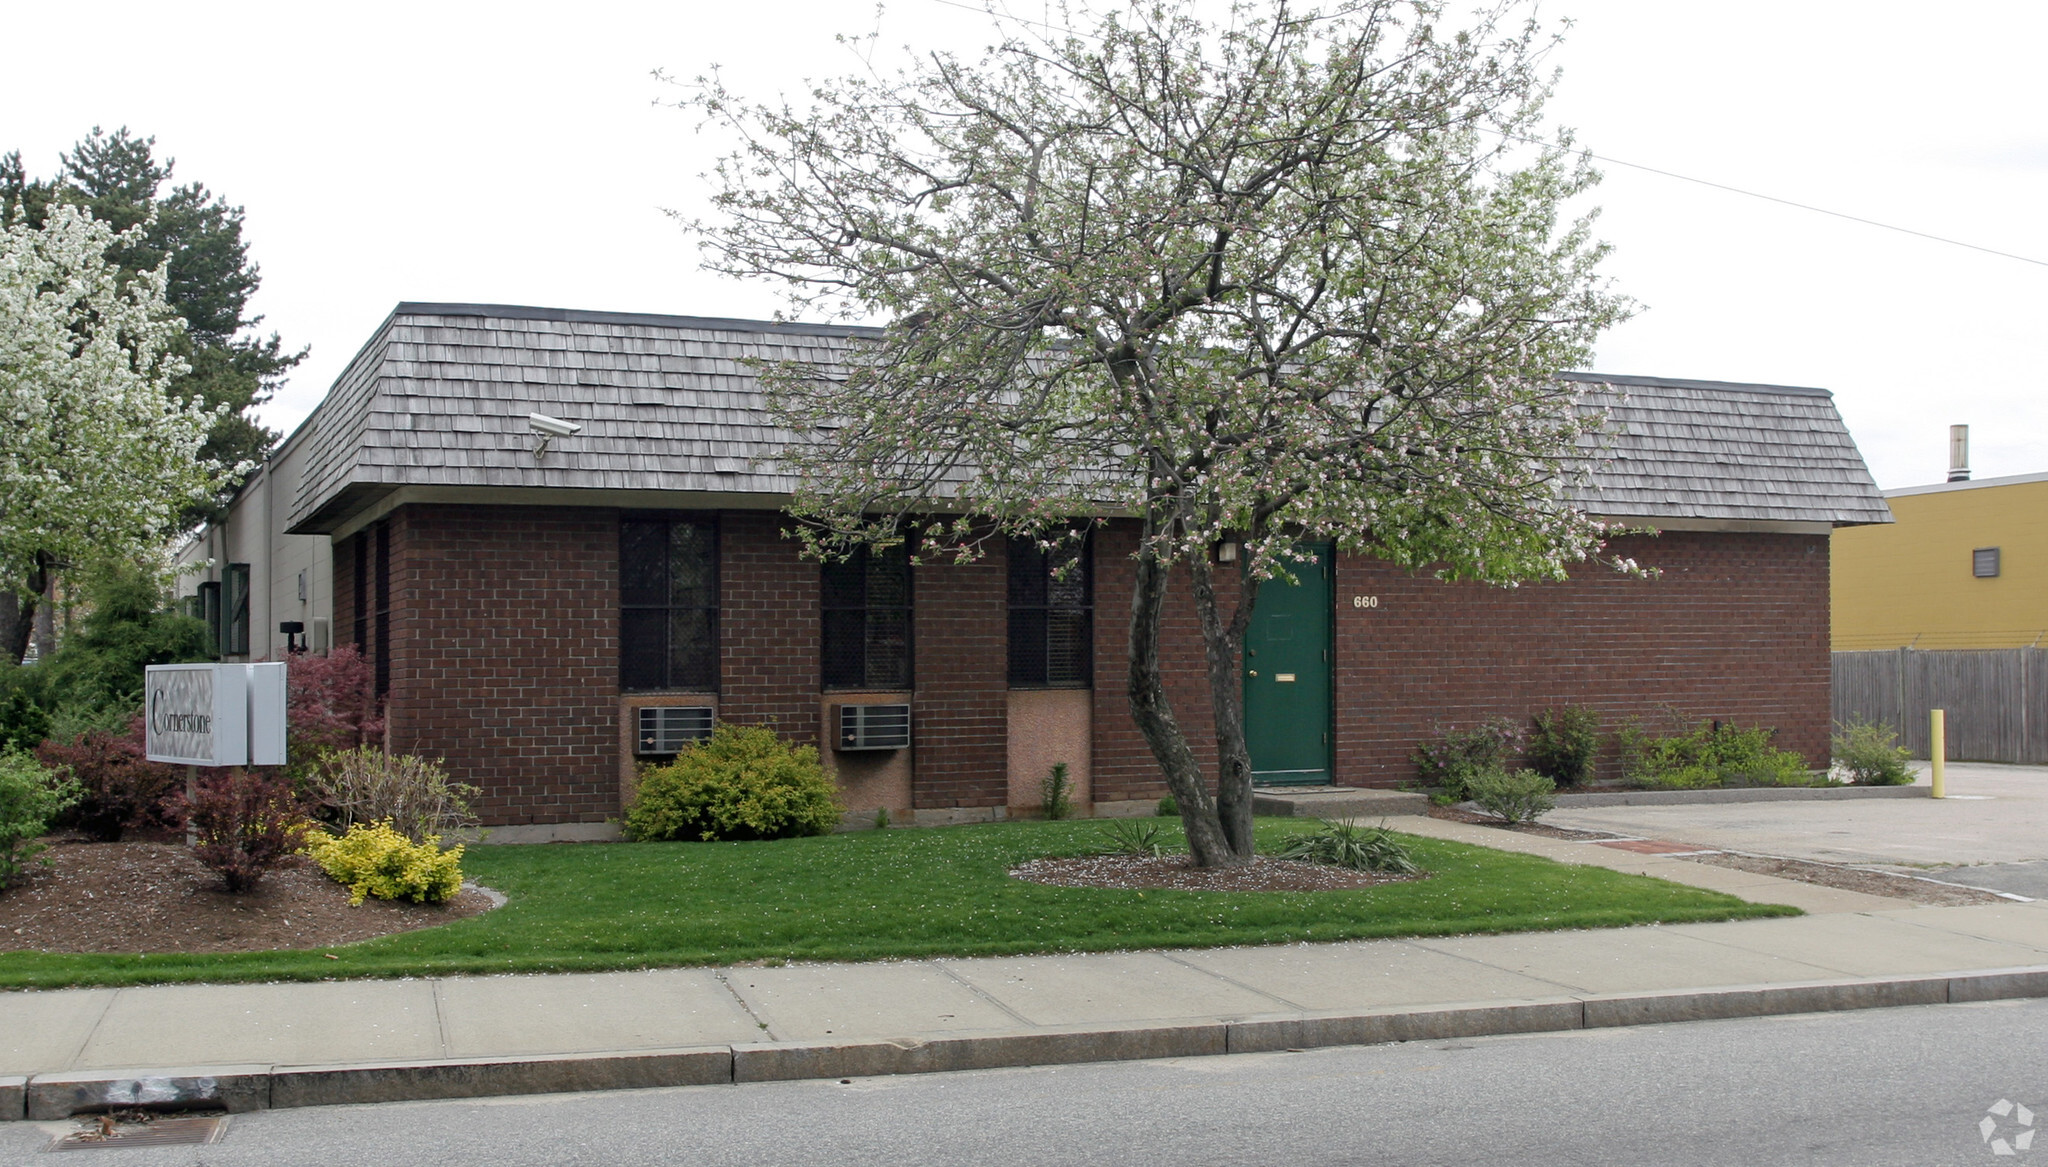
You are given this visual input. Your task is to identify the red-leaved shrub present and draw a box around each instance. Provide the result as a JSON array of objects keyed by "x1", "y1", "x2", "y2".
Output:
[
  {"x1": 179, "y1": 769, "x2": 310, "y2": 893},
  {"x1": 35, "y1": 716, "x2": 181, "y2": 841},
  {"x1": 288, "y1": 645, "x2": 385, "y2": 759}
]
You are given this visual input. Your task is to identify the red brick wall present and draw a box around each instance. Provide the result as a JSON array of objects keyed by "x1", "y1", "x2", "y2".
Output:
[
  {"x1": 1333, "y1": 530, "x2": 1833, "y2": 784},
  {"x1": 341, "y1": 505, "x2": 1830, "y2": 823},
  {"x1": 718, "y1": 512, "x2": 821, "y2": 744},
  {"x1": 383, "y1": 504, "x2": 621, "y2": 825},
  {"x1": 910, "y1": 547, "x2": 1009, "y2": 809}
]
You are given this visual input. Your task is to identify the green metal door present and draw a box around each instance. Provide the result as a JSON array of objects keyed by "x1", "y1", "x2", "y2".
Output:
[{"x1": 1243, "y1": 544, "x2": 1332, "y2": 786}]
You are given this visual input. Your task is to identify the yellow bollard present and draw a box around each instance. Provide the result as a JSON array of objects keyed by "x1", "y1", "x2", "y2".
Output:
[{"x1": 1930, "y1": 709, "x2": 1946, "y2": 799}]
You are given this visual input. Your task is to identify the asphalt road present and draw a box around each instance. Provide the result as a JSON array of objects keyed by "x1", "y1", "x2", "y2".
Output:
[{"x1": 7, "y1": 999, "x2": 2046, "y2": 1167}]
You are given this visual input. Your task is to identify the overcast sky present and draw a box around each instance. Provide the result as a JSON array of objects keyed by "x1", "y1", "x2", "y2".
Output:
[{"x1": 8, "y1": 0, "x2": 2042, "y2": 490}]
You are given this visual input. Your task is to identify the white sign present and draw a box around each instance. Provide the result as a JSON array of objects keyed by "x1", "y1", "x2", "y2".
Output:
[{"x1": 144, "y1": 663, "x2": 288, "y2": 767}]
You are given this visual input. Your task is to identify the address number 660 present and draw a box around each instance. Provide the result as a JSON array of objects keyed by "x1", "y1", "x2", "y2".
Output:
[{"x1": 1351, "y1": 595, "x2": 1379, "y2": 609}]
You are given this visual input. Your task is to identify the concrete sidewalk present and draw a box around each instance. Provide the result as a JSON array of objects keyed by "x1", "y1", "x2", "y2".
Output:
[{"x1": 6, "y1": 819, "x2": 2048, "y2": 1121}]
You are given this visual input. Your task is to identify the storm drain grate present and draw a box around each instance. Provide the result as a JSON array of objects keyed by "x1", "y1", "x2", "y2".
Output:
[{"x1": 45, "y1": 1114, "x2": 227, "y2": 1152}]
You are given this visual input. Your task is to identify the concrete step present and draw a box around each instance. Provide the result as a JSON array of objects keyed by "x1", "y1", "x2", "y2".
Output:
[{"x1": 1250, "y1": 787, "x2": 1430, "y2": 818}]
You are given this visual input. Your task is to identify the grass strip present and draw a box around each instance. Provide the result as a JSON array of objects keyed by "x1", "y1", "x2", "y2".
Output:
[{"x1": 0, "y1": 819, "x2": 1795, "y2": 989}]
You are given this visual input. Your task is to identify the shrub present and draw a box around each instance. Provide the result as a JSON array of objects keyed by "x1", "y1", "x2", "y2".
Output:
[
  {"x1": 1041, "y1": 762, "x2": 1075, "y2": 820},
  {"x1": 179, "y1": 769, "x2": 312, "y2": 894},
  {"x1": 1411, "y1": 718, "x2": 1520, "y2": 804},
  {"x1": 306, "y1": 820, "x2": 465, "y2": 905},
  {"x1": 1832, "y1": 720, "x2": 1914, "y2": 786},
  {"x1": 284, "y1": 647, "x2": 385, "y2": 786},
  {"x1": 1156, "y1": 795, "x2": 1179, "y2": 817},
  {"x1": 1469, "y1": 768, "x2": 1557, "y2": 824},
  {"x1": 0, "y1": 685, "x2": 50, "y2": 754},
  {"x1": 624, "y1": 724, "x2": 841, "y2": 842},
  {"x1": 0, "y1": 748, "x2": 78, "y2": 888},
  {"x1": 1526, "y1": 707, "x2": 1601, "y2": 786},
  {"x1": 1271, "y1": 820, "x2": 1420, "y2": 874},
  {"x1": 17, "y1": 560, "x2": 211, "y2": 743},
  {"x1": 35, "y1": 716, "x2": 181, "y2": 841},
  {"x1": 311, "y1": 746, "x2": 479, "y2": 844},
  {"x1": 1618, "y1": 719, "x2": 1816, "y2": 790}
]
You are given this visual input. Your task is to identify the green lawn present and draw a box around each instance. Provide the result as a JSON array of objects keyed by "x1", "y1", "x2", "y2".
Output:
[{"x1": 0, "y1": 819, "x2": 1795, "y2": 989}]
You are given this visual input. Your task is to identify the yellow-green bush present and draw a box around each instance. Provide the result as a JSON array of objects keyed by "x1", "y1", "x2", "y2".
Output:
[
  {"x1": 306, "y1": 819, "x2": 465, "y2": 906},
  {"x1": 625, "y1": 723, "x2": 841, "y2": 842}
]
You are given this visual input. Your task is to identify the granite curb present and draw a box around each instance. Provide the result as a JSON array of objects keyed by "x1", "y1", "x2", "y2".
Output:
[
  {"x1": 11, "y1": 965, "x2": 2047, "y2": 1120},
  {"x1": 1547, "y1": 785, "x2": 1930, "y2": 809}
]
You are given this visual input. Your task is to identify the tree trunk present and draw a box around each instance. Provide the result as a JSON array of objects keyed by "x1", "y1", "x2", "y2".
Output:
[
  {"x1": 0, "y1": 554, "x2": 51, "y2": 666},
  {"x1": 1187, "y1": 553, "x2": 1257, "y2": 861},
  {"x1": 1125, "y1": 540, "x2": 1241, "y2": 867},
  {"x1": 31, "y1": 575, "x2": 56, "y2": 661},
  {"x1": 0, "y1": 589, "x2": 27, "y2": 667}
]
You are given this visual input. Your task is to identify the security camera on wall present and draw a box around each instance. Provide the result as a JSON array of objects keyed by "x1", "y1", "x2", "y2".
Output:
[
  {"x1": 529, "y1": 412, "x2": 583, "y2": 437},
  {"x1": 528, "y1": 412, "x2": 583, "y2": 461}
]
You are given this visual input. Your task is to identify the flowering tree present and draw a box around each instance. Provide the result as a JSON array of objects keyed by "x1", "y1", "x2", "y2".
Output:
[
  {"x1": 684, "y1": 0, "x2": 1635, "y2": 866},
  {"x1": 0, "y1": 203, "x2": 232, "y2": 663}
]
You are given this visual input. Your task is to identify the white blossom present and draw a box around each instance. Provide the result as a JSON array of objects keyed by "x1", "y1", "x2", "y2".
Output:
[{"x1": 0, "y1": 203, "x2": 232, "y2": 588}]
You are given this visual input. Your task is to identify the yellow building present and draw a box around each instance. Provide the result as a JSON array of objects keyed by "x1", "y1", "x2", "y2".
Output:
[{"x1": 1833, "y1": 472, "x2": 2048, "y2": 650}]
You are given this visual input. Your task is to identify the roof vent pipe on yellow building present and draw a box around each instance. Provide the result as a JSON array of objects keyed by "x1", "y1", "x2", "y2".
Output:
[{"x1": 1949, "y1": 424, "x2": 1971, "y2": 482}]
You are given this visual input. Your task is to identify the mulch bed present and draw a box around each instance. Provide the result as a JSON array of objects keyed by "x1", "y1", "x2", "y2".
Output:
[
  {"x1": 0, "y1": 836, "x2": 498, "y2": 955},
  {"x1": 1011, "y1": 854, "x2": 1426, "y2": 892}
]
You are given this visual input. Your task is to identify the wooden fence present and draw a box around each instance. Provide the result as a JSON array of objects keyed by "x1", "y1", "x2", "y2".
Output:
[{"x1": 1832, "y1": 648, "x2": 2048, "y2": 762}]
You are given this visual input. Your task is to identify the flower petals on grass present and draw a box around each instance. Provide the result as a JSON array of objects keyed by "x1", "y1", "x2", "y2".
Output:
[{"x1": 1012, "y1": 855, "x2": 1426, "y2": 892}]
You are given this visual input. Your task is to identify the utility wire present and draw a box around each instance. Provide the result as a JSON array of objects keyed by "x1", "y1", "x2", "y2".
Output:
[
  {"x1": 1526, "y1": 136, "x2": 2048, "y2": 270},
  {"x1": 912, "y1": 0, "x2": 2048, "y2": 270}
]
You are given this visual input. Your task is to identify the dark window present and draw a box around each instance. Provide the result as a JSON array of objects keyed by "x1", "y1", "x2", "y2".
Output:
[
  {"x1": 197, "y1": 581, "x2": 222, "y2": 660},
  {"x1": 225, "y1": 563, "x2": 252, "y2": 657},
  {"x1": 374, "y1": 522, "x2": 391, "y2": 698},
  {"x1": 620, "y1": 516, "x2": 720, "y2": 692},
  {"x1": 1975, "y1": 547, "x2": 2001, "y2": 578},
  {"x1": 352, "y1": 531, "x2": 369, "y2": 653},
  {"x1": 822, "y1": 544, "x2": 912, "y2": 690},
  {"x1": 1008, "y1": 535, "x2": 1093, "y2": 687}
]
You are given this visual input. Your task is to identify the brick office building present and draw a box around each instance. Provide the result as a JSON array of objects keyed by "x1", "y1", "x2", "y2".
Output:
[{"x1": 182, "y1": 303, "x2": 1889, "y2": 839}]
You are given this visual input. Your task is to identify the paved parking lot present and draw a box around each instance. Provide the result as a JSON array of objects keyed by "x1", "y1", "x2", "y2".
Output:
[{"x1": 1542, "y1": 762, "x2": 2048, "y2": 896}]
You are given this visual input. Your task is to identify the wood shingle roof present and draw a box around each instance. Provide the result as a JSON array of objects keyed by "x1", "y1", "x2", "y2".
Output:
[{"x1": 285, "y1": 303, "x2": 1890, "y2": 533}]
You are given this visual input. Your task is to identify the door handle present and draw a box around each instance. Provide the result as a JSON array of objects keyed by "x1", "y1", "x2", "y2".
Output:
[{"x1": 1247, "y1": 670, "x2": 1258, "y2": 677}]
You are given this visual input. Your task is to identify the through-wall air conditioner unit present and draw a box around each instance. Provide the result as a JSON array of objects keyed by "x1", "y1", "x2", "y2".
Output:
[
  {"x1": 636, "y1": 706, "x2": 715, "y2": 755},
  {"x1": 833, "y1": 703, "x2": 911, "y2": 751}
]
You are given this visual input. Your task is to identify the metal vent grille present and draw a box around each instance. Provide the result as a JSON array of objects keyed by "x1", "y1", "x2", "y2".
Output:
[
  {"x1": 834, "y1": 703, "x2": 911, "y2": 751},
  {"x1": 636, "y1": 706, "x2": 714, "y2": 755},
  {"x1": 48, "y1": 1114, "x2": 228, "y2": 1151},
  {"x1": 1975, "y1": 547, "x2": 2001, "y2": 578}
]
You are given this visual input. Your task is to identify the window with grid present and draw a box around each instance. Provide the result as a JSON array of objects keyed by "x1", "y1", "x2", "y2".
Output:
[
  {"x1": 822, "y1": 544, "x2": 912, "y2": 690},
  {"x1": 620, "y1": 516, "x2": 720, "y2": 692},
  {"x1": 1008, "y1": 535, "x2": 1092, "y2": 687}
]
